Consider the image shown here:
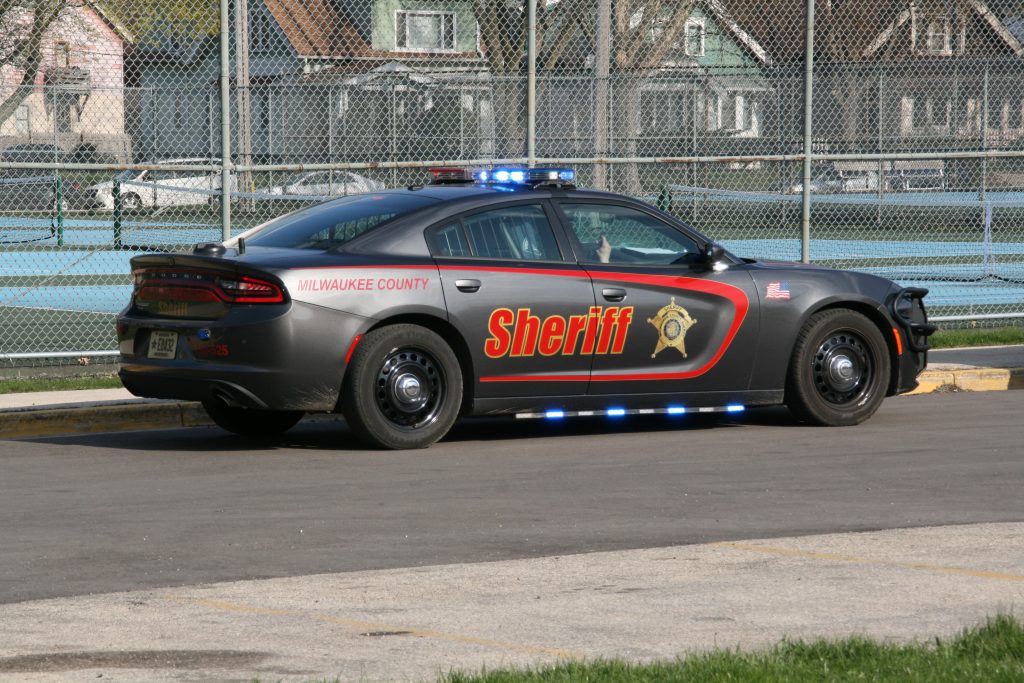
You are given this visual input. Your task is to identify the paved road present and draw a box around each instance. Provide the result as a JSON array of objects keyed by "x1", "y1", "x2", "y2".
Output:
[
  {"x1": 2, "y1": 391, "x2": 1023, "y2": 605},
  {"x1": 931, "y1": 343, "x2": 1024, "y2": 368}
]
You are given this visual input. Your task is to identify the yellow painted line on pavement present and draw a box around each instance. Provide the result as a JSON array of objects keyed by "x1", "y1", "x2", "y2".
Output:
[
  {"x1": 164, "y1": 595, "x2": 582, "y2": 660},
  {"x1": 715, "y1": 541, "x2": 1024, "y2": 583}
]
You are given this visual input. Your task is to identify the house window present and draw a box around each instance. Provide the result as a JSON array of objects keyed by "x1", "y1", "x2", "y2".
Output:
[
  {"x1": 640, "y1": 91, "x2": 689, "y2": 134},
  {"x1": 683, "y1": 19, "x2": 705, "y2": 57},
  {"x1": 55, "y1": 42, "x2": 70, "y2": 67},
  {"x1": 911, "y1": 95, "x2": 950, "y2": 130},
  {"x1": 15, "y1": 105, "x2": 30, "y2": 135},
  {"x1": 251, "y1": 12, "x2": 275, "y2": 51},
  {"x1": 925, "y1": 17, "x2": 951, "y2": 55},
  {"x1": 1010, "y1": 98, "x2": 1024, "y2": 130},
  {"x1": 396, "y1": 11, "x2": 456, "y2": 51}
]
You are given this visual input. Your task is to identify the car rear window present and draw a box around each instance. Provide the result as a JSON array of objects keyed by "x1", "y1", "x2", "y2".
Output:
[{"x1": 246, "y1": 193, "x2": 437, "y2": 250}]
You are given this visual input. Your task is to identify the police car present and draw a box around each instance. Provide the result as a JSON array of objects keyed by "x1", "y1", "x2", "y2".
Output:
[{"x1": 117, "y1": 167, "x2": 935, "y2": 449}]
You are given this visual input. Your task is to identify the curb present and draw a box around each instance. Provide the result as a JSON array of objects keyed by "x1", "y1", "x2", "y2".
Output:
[
  {"x1": 0, "y1": 401, "x2": 211, "y2": 439},
  {"x1": 908, "y1": 366, "x2": 1024, "y2": 395},
  {"x1": 2, "y1": 366, "x2": 1022, "y2": 440}
]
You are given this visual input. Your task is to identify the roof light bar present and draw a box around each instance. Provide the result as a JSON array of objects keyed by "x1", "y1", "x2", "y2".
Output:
[{"x1": 474, "y1": 167, "x2": 576, "y2": 187}]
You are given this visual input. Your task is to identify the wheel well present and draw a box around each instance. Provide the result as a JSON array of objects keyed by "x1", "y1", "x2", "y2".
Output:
[
  {"x1": 809, "y1": 301, "x2": 901, "y2": 395},
  {"x1": 366, "y1": 314, "x2": 476, "y2": 415}
]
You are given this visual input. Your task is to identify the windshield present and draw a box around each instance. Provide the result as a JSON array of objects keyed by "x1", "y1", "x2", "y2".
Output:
[
  {"x1": 246, "y1": 193, "x2": 437, "y2": 250},
  {"x1": 115, "y1": 170, "x2": 137, "y2": 182}
]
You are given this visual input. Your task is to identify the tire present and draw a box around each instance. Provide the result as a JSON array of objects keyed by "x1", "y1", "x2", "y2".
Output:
[
  {"x1": 341, "y1": 324, "x2": 462, "y2": 450},
  {"x1": 202, "y1": 399, "x2": 304, "y2": 437},
  {"x1": 785, "y1": 309, "x2": 890, "y2": 426},
  {"x1": 122, "y1": 193, "x2": 141, "y2": 211}
]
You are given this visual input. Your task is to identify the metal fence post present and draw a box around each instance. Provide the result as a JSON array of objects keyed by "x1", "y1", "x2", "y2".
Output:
[
  {"x1": 981, "y1": 64, "x2": 989, "y2": 203},
  {"x1": 594, "y1": 0, "x2": 611, "y2": 190},
  {"x1": 527, "y1": 0, "x2": 537, "y2": 167},
  {"x1": 113, "y1": 178, "x2": 122, "y2": 249},
  {"x1": 219, "y1": 0, "x2": 233, "y2": 242},
  {"x1": 800, "y1": 0, "x2": 816, "y2": 264}
]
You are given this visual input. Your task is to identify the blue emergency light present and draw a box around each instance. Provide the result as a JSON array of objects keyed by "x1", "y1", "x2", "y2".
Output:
[{"x1": 473, "y1": 167, "x2": 576, "y2": 187}]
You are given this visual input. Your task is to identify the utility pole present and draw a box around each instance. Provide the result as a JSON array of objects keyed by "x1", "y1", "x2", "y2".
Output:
[
  {"x1": 234, "y1": 0, "x2": 254, "y2": 211},
  {"x1": 594, "y1": 0, "x2": 611, "y2": 190}
]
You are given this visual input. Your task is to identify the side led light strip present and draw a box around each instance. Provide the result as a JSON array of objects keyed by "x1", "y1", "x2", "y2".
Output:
[{"x1": 516, "y1": 405, "x2": 745, "y2": 420}]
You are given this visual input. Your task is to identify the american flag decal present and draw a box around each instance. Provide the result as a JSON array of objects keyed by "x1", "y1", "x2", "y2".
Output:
[{"x1": 766, "y1": 282, "x2": 791, "y2": 300}]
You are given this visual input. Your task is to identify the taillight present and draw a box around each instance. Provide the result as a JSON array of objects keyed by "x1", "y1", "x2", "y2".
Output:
[
  {"x1": 217, "y1": 276, "x2": 285, "y2": 303},
  {"x1": 132, "y1": 269, "x2": 286, "y2": 305}
]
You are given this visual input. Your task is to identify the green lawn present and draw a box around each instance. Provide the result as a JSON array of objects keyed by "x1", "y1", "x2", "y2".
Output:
[
  {"x1": 930, "y1": 325, "x2": 1024, "y2": 348},
  {"x1": 443, "y1": 615, "x2": 1024, "y2": 683},
  {"x1": 0, "y1": 375, "x2": 121, "y2": 394}
]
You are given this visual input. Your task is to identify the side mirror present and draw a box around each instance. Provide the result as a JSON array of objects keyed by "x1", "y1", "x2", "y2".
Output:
[{"x1": 701, "y1": 243, "x2": 725, "y2": 267}]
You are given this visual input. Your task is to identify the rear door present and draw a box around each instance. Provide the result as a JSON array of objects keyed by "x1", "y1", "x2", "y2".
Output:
[
  {"x1": 427, "y1": 200, "x2": 595, "y2": 399},
  {"x1": 554, "y1": 200, "x2": 759, "y2": 398}
]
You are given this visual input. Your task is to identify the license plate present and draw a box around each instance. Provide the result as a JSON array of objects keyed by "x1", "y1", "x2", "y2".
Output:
[{"x1": 147, "y1": 330, "x2": 178, "y2": 360}]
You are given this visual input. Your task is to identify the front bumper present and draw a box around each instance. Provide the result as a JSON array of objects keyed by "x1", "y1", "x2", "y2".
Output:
[
  {"x1": 890, "y1": 286, "x2": 937, "y2": 394},
  {"x1": 118, "y1": 301, "x2": 368, "y2": 412}
]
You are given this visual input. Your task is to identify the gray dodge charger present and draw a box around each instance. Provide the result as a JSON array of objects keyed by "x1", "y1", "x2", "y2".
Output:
[{"x1": 117, "y1": 167, "x2": 935, "y2": 449}]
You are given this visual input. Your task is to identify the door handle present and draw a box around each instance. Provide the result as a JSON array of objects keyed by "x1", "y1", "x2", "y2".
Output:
[
  {"x1": 602, "y1": 287, "x2": 627, "y2": 302},
  {"x1": 455, "y1": 279, "x2": 481, "y2": 293}
]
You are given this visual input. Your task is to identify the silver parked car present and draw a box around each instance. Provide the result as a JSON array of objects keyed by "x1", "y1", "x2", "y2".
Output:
[
  {"x1": 85, "y1": 158, "x2": 225, "y2": 210},
  {"x1": 267, "y1": 170, "x2": 385, "y2": 198}
]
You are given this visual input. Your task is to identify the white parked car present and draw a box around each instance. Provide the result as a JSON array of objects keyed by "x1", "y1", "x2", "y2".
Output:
[
  {"x1": 86, "y1": 158, "x2": 225, "y2": 210},
  {"x1": 266, "y1": 170, "x2": 385, "y2": 198}
]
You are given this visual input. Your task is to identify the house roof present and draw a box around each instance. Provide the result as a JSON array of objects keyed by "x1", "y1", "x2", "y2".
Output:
[
  {"x1": 701, "y1": 0, "x2": 770, "y2": 64},
  {"x1": 541, "y1": 0, "x2": 770, "y2": 70},
  {"x1": 263, "y1": 0, "x2": 353, "y2": 58},
  {"x1": 862, "y1": 0, "x2": 1024, "y2": 57},
  {"x1": 264, "y1": 0, "x2": 480, "y2": 62}
]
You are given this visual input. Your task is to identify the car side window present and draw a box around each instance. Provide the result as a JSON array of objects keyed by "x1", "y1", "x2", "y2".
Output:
[
  {"x1": 560, "y1": 203, "x2": 700, "y2": 265},
  {"x1": 428, "y1": 204, "x2": 561, "y2": 261},
  {"x1": 428, "y1": 221, "x2": 472, "y2": 257}
]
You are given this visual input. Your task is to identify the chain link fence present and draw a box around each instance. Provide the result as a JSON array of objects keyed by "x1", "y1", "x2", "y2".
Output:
[{"x1": 2, "y1": 0, "x2": 1023, "y2": 366}]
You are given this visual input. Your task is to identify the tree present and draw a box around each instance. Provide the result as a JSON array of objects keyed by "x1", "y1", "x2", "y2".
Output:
[
  {"x1": 0, "y1": 0, "x2": 74, "y2": 128},
  {"x1": 473, "y1": 0, "x2": 587, "y2": 157},
  {"x1": 729, "y1": 0, "x2": 913, "y2": 147},
  {"x1": 0, "y1": 0, "x2": 216, "y2": 135},
  {"x1": 474, "y1": 0, "x2": 698, "y2": 190}
]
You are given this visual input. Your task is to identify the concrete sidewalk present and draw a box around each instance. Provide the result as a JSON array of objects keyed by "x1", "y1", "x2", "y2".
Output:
[
  {"x1": 1, "y1": 345, "x2": 1021, "y2": 439},
  {"x1": 0, "y1": 522, "x2": 1021, "y2": 681}
]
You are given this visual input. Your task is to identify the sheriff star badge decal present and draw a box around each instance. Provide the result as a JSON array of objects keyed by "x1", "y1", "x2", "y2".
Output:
[{"x1": 648, "y1": 297, "x2": 697, "y2": 358}]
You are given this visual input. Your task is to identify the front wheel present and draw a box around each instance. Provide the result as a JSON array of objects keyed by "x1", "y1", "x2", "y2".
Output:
[
  {"x1": 785, "y1": 309, "x2": 890, "y2": 426},
  {"x1": 341, "y1": 324, "x2": 462, "y2": 449},
  {"x1": 202, "y1": 399, "x2": 304, "y2": 437}
]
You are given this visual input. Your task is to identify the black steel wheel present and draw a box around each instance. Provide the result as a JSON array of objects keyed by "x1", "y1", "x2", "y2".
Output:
[
  {"x1": 786, "y1": 309, "x2": 890, "y2": 426},
  {"x1": 201, "y1": 399, "x2": 304, "y2": 437},
  {"x1": 342, "y1": 324, "x2": 462, "y2": 449}
]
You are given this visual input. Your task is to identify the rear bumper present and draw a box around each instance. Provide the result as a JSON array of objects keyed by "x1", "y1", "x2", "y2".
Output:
[{"x1": 118, "y1": 301, "x2": 369, "y2": 412}]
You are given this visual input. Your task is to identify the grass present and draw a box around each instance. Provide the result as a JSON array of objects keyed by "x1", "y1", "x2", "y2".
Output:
[
  {"x1": 930, "y1": 325, "x2": 1024, "y2": 349},
  {"x1": 0, "y1": 375, "x2": 122, "y2": 394},
  {"x1": 441, "y1": 614, "x2": 1024, "y2": 683}
]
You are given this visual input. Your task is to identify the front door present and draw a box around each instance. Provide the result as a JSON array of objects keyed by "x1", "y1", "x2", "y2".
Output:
[
  {"x1": 554, "y1": 201, "x2": 759, "y2": 398},
  {"x1": 427, "y1": 201, "x2": 596, "y2": 399}
]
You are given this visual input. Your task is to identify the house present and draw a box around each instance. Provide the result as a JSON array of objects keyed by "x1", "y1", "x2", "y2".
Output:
[
  {"x1": 729, "y1": 0, "x2": 1024, "y2": 149},
  {"x1": 859, "y1": 0, "x2": 1024, "y2": 145},
  {"x1": 535, "y1": 0, "x2": 773, "y2": 159},
  {"x1": 124, "y1": 0, "x2": 490, "y2": 164},
  {"x1": 0, "y1": 2, "x2": 132, "y2": 160}
]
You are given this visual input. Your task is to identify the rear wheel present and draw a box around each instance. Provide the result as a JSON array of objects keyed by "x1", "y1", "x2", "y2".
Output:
[
  {"x1": 342, "y1": 324, "x2": 462, "y2": 449},
  {"x1": 785, "y1": 309, "x2": 890, "y2": 426},
  {"x1": 202, "y1": 399, "x2": 304, "y2": 437}
]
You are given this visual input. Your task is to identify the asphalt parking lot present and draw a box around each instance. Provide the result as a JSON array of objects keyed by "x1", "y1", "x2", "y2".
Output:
[{"x1": 1, "y1": 390, "x2": 1023, "y2": 680}]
